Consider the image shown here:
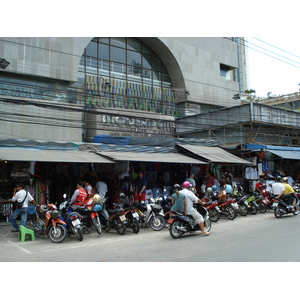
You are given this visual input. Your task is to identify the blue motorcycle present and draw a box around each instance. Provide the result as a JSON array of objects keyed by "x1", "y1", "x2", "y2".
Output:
[{"x1": 59, "y1": 200, "x2": 84, "y2": 241}]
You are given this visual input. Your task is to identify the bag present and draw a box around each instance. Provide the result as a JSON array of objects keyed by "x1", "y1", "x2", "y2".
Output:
[{"x1": 16, "y1": 191, "x2": 28, "y2": 209}]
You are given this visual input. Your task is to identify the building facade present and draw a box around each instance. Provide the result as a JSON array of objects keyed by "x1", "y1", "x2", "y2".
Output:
[{"x1": 0, "y1": 37, "x2": 246, "y2": 143}]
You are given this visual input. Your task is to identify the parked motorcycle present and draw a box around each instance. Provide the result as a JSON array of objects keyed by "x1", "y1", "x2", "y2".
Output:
[
  {"x1": 29, "y1": 203, "x2": 67, "y2": 243},
  {"x1": 273, "y1": 195, "x2": 300, "y2": 218},
  {"x1": 136, "y1": 198, "x2": 166, "y2": 231},
  {"x1": 244, "y1": 194, "x2": 258, "y2": 215},
  {"x1": 116, "y1": 193, "x2": 140, "y2": 233},
  {"x1": 217, "y1": 197, "x2": 238, "y2": 220},
  {"x1": 202, "y1": 197, "x2": 220, "y2": 222},
  {"x1": 80, "y1": 196, "x2": 103, "y2": 235},
  {"x1": 98, "y1": 196, "x2": 127, "y2": 235},
  {"x1": 168, "y1": 204, "x2": 211, "y2": 239},
  {"x1": 59, "y1": 199, "x2": 84, "y2": 241}
]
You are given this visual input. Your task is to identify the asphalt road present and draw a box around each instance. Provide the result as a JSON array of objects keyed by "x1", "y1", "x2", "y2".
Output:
[{"x1": 1, "y1": 209, "x2": 300, "y2": 262}]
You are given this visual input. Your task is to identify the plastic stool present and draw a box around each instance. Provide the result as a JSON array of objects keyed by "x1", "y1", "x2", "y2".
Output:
[{"x1": 18, "y1": 225, "x2": 35, "y2": 242}]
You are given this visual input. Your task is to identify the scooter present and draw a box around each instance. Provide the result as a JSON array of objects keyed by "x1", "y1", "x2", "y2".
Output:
[
  {"x1": 29, "y1": 203, "x2": 67, "y2": 243},
  {"x1": 59, "y1": 198, "x2": 84, "y2": 241},
  {"x1": 168, "y1": 204, "x2": 211, "y2": 239},
  {"x1": 273, "y1": 195, "x2": 300, "y2": 218},
  {"x1": 136, "y1": 198, "x2": 166, "y2": 231}
]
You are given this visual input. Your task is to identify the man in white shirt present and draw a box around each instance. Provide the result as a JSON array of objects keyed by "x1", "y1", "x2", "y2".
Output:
[
  {"x1": 95, "y1": 179, "x2": 108, "y2": 200},
  {"x1": 181, "y1": 181, "x2": 209, "y2": 236},
  {"x1": 272, "y1": 177, "x2": 285, "y2": 198},
  {"x1": 10, "y1": 182, "x2": 38, "y2": 232}
]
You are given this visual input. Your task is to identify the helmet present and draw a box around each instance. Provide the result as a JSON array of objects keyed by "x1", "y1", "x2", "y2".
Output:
[
  {"x1": 93, "y1": 194, "x2": 101, "y2": 203},
  {"x1": 211, "y1": 185, "x2": 217, "y2": 191},
  {"x1": 206, "y1": 187, "x2": 212, "y2": 194},
  {"x1": 275, "y1": 176, "x2": 282, "y2": 182},
  {"x1": 173, "y1": 184, "x2": 181, "y2": 192},
  {"x1": 182, "y1": 181, "x2": 191, "y2": 189},
  {"x1": 282, "y1": 177, "x2": 288, "y2": 182}
]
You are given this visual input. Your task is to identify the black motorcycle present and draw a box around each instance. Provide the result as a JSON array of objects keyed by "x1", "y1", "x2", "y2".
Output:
[
  {"x1": 168, "y1": 204, "x2": 211, "y2": 239},
  {"x1": 273, "y1": 195, "x2": 300, "y2": 218}
]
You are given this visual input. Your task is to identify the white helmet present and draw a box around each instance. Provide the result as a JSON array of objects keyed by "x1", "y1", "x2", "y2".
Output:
[{"x1": 207, "y1": 187, "x2": 212, "y2": 194}]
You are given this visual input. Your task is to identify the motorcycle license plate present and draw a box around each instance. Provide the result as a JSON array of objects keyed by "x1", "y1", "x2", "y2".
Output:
[
  {"x1": 132, "y1": 212, "x2": 139, "y2": 219},
  {"x1": 167, "y1": 218, "x2": 174, "y2": 224},
  {"x1": 120, "y1": 215, "x2": 126, "y2": 222},
  {"x1": 72, "y1": 219, "x2": 80, "y2": 226}
]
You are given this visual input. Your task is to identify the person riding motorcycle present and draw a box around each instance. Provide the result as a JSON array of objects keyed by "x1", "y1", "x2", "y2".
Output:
[
  {"x1": 171, "y1": 184, "x2": 186, "y2": 214},
  {"x1": 281, "y1": 177, "x2": 297, "y2": 211},
  {"x1": 181, "y1": 181, "x2": 209, "y2": 236}
]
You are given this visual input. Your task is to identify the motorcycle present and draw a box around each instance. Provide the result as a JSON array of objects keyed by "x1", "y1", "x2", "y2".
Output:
[
  {"x1": 116, "y1": 193, "x2": 140, "y2": 233},
  {"x1": 216, "y1": 190, "x2": 238, "y2": 220},
  {"x1": 98, "y1": 197, "x2": 127, "y2": 235},
  {"x1": 168, "y1": 204, "x2": 211, "y2": 239},
  {"x1": 244, "y1": 193, "x2": 259, "y2": 215},
  {"x1": 59, "y1": 199, "x2": 84, "y2": 241},
  {"x1": 202, "y1": 197, "x2": 220, "y2": 222},
  {"x1": 29, "y1": 203, "x2": 67, "y2": 243},
  {"x1": 136, "y1": 198, "x2": 166, "y2": 231},
  {"x1": 80, "y1": 196, "x2": 103, "y2": 235},
  {"x1": 273, "y1": 195, "x2": 300, "y2": 218}
]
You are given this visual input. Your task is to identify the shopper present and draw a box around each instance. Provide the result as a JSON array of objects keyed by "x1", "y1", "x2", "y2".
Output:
[
  {"x1": 134, "y1": 171, "x2": 147, "y2": 201},
  {"x1": 9, "y1": 182, "x2": 38, "y2": 232}
]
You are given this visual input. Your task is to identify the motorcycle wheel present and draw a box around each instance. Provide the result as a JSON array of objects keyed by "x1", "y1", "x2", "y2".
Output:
[
  {"x1": 47, "y1": 224, "x2": 67, "y2": 243},
  {"x1": 237, "y1": 203, "x2": 248, "y2": 216},
  {"x1": 293, "y1": 203, "x2": 300, "y2": 216},
  {"x1": 209, "y1": 208, "x2": 220, "y2": 222},
  {"x1": 169, "y1": 220, "x2": 184, "y2": 239},
  {"x1": 274, "y1": 206, "x2": 283, "y2": 218},
  {"x1": 149, "y1": 215, "x2": 165, "y2": 231},
  {"x1": 72, "y1": 225, "x2": 83, "y2": 241},
  {"x1": 115, "y1": 219, "x2": 125, "y2": 235},
  {"x1": 131, "y1": 218, "x2": 140, "y2": 234},
  {"x1": 204, "y1": 218, "x2": 211, "y2": 232},
  {"x1": 224, "y1": 206, "x2": 236, "y2": 220},
  {"x1": 249, "y1": 204, "x2": 257, "y2": 215},
  {"x1": 91, "y1": 216, "x2": 102, "y2": 235},
  {"x1": 257, "y1": 202, "x2": 267, "y2": 213}
]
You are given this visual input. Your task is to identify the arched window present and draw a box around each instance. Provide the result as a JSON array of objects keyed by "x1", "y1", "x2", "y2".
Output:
[{"x1": 79, "y1": 38, "x2": 175, "y2": 115}]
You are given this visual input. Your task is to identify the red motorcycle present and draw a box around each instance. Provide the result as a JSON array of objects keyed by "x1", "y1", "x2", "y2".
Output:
[
  {"x1": 30, "y1": 203, "x2": 67, "y2": 243},
  {"x1": 217, "y1": 191, "x2": 238, "y2": 220},
  {"x1": 202, "y1": 198, "x2": 220, "y2": 222}
]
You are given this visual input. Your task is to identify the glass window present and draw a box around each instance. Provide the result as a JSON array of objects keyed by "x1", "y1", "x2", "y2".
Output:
[
  {"x1": 81, "y1": 38, "x2": 175, "y2": 115},
  {"x1": 98, "y1": 43, "x2": 109, "y2": 60},
  {"x1": 86, "y1": 41, "x2": 97, "y2": 57},
  {"x1": 127, "y1": 38, "x2": 142, "y2": 52},
  {"x1": 127, "y1": 50, "x2": 141, "y2": 66},
  {"x1": 111, "y1": 37, "x2": 126, "y2": 48},
  {"x1": 110, "y1": 46, "x2": 126, "y2": 63}
]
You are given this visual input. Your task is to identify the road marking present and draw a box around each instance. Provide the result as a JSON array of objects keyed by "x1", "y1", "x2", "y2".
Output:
[{"x1": 6, "y1": 240, "x2": 33, "y2": 254}]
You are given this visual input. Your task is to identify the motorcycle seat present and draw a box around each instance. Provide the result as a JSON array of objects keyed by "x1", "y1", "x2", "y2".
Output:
[
  {"x1": 203, "y1": 202, "x2": 212, "y2": 206},
  {"x1": 108, "y1": 209, "x2": 122, "y2": 215}
]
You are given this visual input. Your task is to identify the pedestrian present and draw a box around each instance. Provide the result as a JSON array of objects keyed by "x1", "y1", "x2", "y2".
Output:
[
  {"x1": 134, "y1": 171, "x2": 147, "y2": 202},
  {"x1": 9, "y1": 182, "x2": 38, "y2": 232},
  {"x1": 185, "y1": 173, "x2": 196, "y2": 193},
  {"x1": 83, "y1": 178, "x2": 95, "y2": 200},
  {"x1": 95, "y1": 175, "x2": 108, "y2": 201},
  {"x1": 171, "y1": 184, "x2": 186, "y2": 213},
  {"x1": 205, "y1": 171, "x2": 216, "y2": 189},
  {"x1": 69, "y1": 181, "x2": 88, "y2": 211}
]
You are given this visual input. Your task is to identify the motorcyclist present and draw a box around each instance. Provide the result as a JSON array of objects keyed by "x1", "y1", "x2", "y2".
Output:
[
  {"x1": 181, "y1": 181, "x2": 209, "y2": 236},
  {"x1": 281, "y1": 177, "x2": 297, "y2": 211},
  {"x1": 171, "y1": 184, "x2": 186, "y2": 214}
]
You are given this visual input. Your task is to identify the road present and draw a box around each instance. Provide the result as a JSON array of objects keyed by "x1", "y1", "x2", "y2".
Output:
[{"x1": 1, "y1": 210, "x2": 300, "y2": 262}]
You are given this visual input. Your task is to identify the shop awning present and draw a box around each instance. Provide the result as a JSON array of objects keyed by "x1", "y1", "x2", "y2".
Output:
[
  {"x1": 0, "y1": 148, "x2": 114, "y2": 163},
  {"x1": 266, "y1": 149, "x2": 300, "y2": 160},
  {"x1": 97, "y1": 151, "x2": 207, "y2": 164},
  {"x1": 176, "y1": 144, "x2": 250, "y2": 164}
]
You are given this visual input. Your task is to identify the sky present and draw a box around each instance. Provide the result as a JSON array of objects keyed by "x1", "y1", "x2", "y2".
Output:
[{"x1": 246, "y1": 37, "x2": 300, "y2": 97}]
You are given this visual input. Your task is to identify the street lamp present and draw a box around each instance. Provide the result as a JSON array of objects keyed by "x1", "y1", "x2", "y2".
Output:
[{"x1": 0, "y1": 58, "x2": 10, "y2": 69}]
